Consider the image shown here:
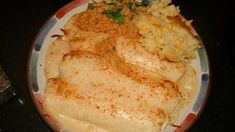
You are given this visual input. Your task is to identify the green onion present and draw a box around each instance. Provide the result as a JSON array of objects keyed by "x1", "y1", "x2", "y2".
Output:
[
  {"x1": 87, "y1": 3, "x2": 94, "y2": 10},
  {"x1": 102, "y1": 10, "x2": 115, "y2": 15},
  {"x1": 102, "y1": 9, "x2": 124, "y2": 24},
  {"x1": 102, "y1": 10, "x2": 116, "y2": 20},
  {"x1": 142, "y1": 0, "x2": 150, "y2": 6},
  {"x1": 114, "y1": 9, "x2": 124, "y2": 24},
  {"x1": 126, "y1": 2, "x2": 135, "y2": 10}
]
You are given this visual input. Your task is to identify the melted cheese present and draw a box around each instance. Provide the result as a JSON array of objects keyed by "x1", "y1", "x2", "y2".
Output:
[
  {"x1": 115, "y1": 38, "x2": 185, "y2": 82},
  {"x1": 44, "y1": 52, "x2": 179, "y2": 132}
]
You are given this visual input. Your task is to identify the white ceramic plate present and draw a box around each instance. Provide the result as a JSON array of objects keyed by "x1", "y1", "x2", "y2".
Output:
[{"x1": 28, "y1": 0, "x2": 210, "y2": 131}]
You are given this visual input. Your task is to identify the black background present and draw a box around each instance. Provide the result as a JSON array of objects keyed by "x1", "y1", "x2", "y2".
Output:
[{"x1": 0, "y1": 0, "x2": 234, "y2": 131}]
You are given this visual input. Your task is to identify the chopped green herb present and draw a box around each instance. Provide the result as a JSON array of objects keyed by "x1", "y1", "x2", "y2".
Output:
[
  {"x1": 114, "y1": 9, "x2": 124, "y2": 24},
  {"x1": 127, "y1": 2, "x2": 135, "y2": 10},
  {"x1": 102, "y1": 10, "x2": 116, "y2": 19},
  {"x1": 87, "y1": 3, "x2": 94, "y2": 10},
  {"x1": 102, "y1": 9, "x2": 124, "y2": 24},
  {"x1": 142, "y1": 0, "x2": 150, "y2": 6},
  {"x1": 102, "y1": 10, "x2": 115, "y2": 15}
]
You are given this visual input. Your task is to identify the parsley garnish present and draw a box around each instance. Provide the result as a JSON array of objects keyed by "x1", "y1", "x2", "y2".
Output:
[
  {"x1": 126, "y1": 0, "x2": 149, "y2": 10},
  {"x1": 141, "y1": 0, "x2": 150, "y2": 6},
  {"x1": 102, "y1": 9, "x2": 124, "y2": 24},
  {"x1": 126, "y1": 2, "x2": 135, "y2": 10},
  {"x1": 88, "y1": 3, "x2": 94, "y2": 10}
]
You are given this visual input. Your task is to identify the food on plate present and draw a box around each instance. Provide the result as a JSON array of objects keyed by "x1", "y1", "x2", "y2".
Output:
[{"x1": 43, "y1": 0, "x2": 200, "y2": 131}]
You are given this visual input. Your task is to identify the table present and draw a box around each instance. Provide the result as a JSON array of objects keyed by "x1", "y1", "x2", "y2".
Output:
[{"x1": 0, "y1": 0, "x2": 234, "y2": 131}]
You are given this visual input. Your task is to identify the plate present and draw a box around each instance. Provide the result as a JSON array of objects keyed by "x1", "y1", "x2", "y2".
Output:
[{"x1": 28, "y1": 0, "x2": 210, "y2": 131}]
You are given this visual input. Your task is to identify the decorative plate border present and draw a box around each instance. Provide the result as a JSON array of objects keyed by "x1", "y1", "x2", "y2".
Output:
[{"x1": 27, "y1": 0, "x2": 211, "y2": 131}]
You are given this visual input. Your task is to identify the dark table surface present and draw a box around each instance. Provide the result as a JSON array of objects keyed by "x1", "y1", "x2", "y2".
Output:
[{"x1": 0, "y1": 0, "x2": 235, "y2": 131}]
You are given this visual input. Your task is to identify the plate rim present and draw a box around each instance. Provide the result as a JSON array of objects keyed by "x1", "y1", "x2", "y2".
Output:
[{"x1": 26, "y1": 0, "x2": 212, "y2": 131}]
